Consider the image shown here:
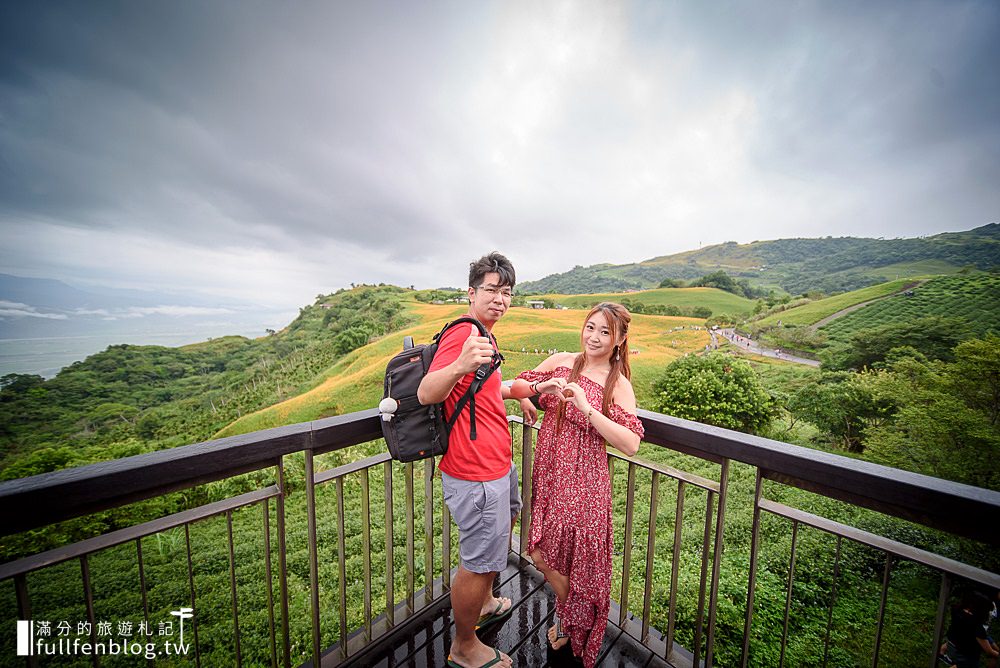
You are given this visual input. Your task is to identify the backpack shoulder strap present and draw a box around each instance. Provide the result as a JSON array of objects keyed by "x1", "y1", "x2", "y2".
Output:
[{"x1": 436, "y1": 316, "x2": 502, "y2": 441}]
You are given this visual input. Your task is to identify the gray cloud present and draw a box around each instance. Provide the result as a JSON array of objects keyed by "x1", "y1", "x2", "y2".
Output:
[{"x1": 1, "y1": 1, "x2": 997, "y2": 308}]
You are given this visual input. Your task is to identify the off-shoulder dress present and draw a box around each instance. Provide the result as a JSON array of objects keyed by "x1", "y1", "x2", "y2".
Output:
[{"x1": 516, "y1": 366, "x2": 644, "y2": 668}]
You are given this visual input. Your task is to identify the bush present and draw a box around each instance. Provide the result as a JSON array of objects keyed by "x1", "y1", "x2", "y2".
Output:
[{"x1": 650, "y1": 353, "x2": 777, "y2": 434}]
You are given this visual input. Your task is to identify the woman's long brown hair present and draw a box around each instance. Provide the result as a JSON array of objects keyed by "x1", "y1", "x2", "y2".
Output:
[{"x1": 556, "y1": 302, "x2": 632, "y2": 427}]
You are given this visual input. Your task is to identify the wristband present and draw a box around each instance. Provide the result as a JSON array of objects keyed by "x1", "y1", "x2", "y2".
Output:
[
  {"x1": 530, "y1": 381, "x2": 539, "y2": 395},
  {"x1": 587, "y1": 406, "x2": 594, "y2": 420}
]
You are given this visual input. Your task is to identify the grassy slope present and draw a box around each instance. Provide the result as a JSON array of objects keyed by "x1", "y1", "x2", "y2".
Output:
[
  {"x1": 541, "y1": 287, "x2": 755, "y2": 315},
  {"x1": 215, "y1": 300, "x2": 711, "y2": 437},
  {"x1": 821, "y1": 273, "x2": 1000, "y2": 341},
  {"x1": 754, "y1": 278, "x2": 918, "y2": 327}
]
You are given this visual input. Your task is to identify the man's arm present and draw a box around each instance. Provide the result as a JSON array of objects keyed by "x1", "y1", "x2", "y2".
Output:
[{"x1": 417, "y1": 324, "x2": 495, "y2": 405}]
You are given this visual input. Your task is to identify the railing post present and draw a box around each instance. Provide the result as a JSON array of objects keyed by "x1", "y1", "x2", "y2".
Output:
[
  {"x1": 360, "y1": 468, "x2": 372, "y2": 643},
  {"x1": 619, "y1": 463, "x2": 637, "y2": 626},
  {"x1": 384, "y1": 460, "x2": 395, "y2": 627},
  {"x1": 304, "y1": 447, "x2": 321, "y2": 666},
  {"x1": 519, "y1": 421, "x2": 534, "y2": 557},
  {"x1": 424, "y1": 459, "x2": 434, "y2": 603},
  {"x1": 740, "y1": 469, "x2": 764, "y2": 668},
  {"x1": 705, "y1": 458, "x2": 729, "y2": 668},
  {"x1": 275, "y1": 456, "x2": 292, "y2": 668}
]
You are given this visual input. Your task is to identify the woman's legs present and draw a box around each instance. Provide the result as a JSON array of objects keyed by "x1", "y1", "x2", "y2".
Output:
[{"x1": 529, "y1": 548, "x2": 571, "y2": 650}]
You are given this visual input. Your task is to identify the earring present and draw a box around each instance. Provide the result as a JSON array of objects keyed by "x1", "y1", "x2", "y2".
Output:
[{"x1": 614, "y1": 345, "x2": 620, "y2": 361}]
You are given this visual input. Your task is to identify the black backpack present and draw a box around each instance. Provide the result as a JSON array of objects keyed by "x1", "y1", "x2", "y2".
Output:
[{"x1": 379, "y1": 317, "x2": 504, "y2": 462}]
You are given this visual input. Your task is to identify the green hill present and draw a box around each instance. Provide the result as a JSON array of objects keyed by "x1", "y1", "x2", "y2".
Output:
[
  {"x1": 215, "y1": 302, "x2": 714, "y2": 437},
  {"x1": 754, "y1": 279, "x2": 919, "y2": 328},
  {"x1": 518, "y1": 223, "x2": 1000, "y2": 296},
  {"x1": 821, "y1": 273, "x2": 1000, "y2": 343},
  {"x1": 541, "y1": 286, "x2": 755, "y2": 317}
]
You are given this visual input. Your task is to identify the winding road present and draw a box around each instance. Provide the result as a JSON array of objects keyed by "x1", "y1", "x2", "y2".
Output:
[{"x1": 714, "y1": 328, "x2": 821, "y2": 367}]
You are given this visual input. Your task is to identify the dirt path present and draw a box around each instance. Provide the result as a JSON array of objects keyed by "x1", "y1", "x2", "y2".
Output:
[{"x1": 809, "y1": 279, "x2": 928, "y2": 331}]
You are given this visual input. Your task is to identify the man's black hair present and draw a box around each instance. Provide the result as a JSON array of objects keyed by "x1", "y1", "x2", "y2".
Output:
[{"x1": 469, "y1": 251, "x2": 516, "y2": 288}]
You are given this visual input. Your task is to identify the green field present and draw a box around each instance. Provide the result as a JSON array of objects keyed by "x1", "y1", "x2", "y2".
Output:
[
  {"x1": 755, "y1": 278, "x2": 917, "y2": 328},
  {"x1": 821, "y1": 274, "x2": 1000, "y2": 341},
  {"x1": 542, "y1": 287, "x2": 755, "y2": 315}
]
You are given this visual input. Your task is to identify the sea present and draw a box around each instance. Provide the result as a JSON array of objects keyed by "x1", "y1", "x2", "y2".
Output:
[{"x1": 0, "y1": 329, "x2": 277, "y2": 379}]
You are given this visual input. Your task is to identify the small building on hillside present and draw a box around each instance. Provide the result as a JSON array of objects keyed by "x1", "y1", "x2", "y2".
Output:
[{"x1": 526, "y1": 300, "x2": 546, "y2": 309}]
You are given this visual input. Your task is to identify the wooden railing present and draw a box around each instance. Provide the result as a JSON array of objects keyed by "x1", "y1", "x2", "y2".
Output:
[{"x1": 1, "y1": 408, "x2": 998, "y2": 667}]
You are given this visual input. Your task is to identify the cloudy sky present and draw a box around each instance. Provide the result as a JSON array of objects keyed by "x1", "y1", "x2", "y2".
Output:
[{"x1": 1, "y1": 0, "x2": 998, "y2": 310}]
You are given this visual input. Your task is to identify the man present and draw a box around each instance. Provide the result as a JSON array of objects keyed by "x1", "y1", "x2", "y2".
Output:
[{"x1": 418, "y1": 251, "x2": 523, "y2": 668}]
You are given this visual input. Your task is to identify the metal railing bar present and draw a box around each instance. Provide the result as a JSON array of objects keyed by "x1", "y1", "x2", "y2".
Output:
[
  {"x1": 519, "y1": 422, "x2": 534, "y2": 557},
  {"x1": 619, "y1": 462, "x2": 637, "y2": 626},
  {"x1": 423, "y1": 459, "x2": 434, "y2": 605},
  {"x1": 360, "y1": 468, "x2": 372, "y2": 643},
  {"x1": 608, "y1": 450, "x2": 720, "y2": 492},
  {"x1": 442, "y1": 490, "x2": 451, "y2": 589},
  {"x1": 740, "y1": 470, "x2": 764, "y2": 668},
  {"x1": 304, "y1": 448, "x2": 321, "y2": 666},
  {"x1": 383, "y1": 461, "x2": 394, "y2": 627},
  {"x1": 641, "y1": 410, "x2": 1000, "y2": 545},
  {"x1": 758, "y1": 498, "x2": 1000, "y2": 589},
  {"x1": 80, "y1": 554, "x2": 97, "y2": 668},
  {"x1": 336, "y1": 476, "x2": 348, "y2": 661},
  {"x1": 779, "y1": 520, "x2": 799, "y2": 668},
  {"x1": 705, "y1": 458, "x2": 729, "y2": 668},
  {"x1": 0, "y1": 418, "x2": 345, "y2": 537},
  {"x1": 822, "y1": 536, "x2": 841, "y2": 668},
  {"x1": 641, "y1": 471, "x2": 660, "y2": 644},
  {"x1": 871, "y1": 554, "x2": 893, "y2": 668},
  {"x1": 275, "y1": 458, "x2": 291, "y2": 668},
  {"x1": 14, "y1": 574, "x2": 37, "y2": 668},
  {"x1": 315, "y1": 451, "x2": 392, "y2": 485},
  {"x1": 6, "y1": 408, "x2": 999, "y2": 547},
  {"x1": 693, "y1": 490, "x2": 715, "y2": 668},
  {"x1": 405, "y1": 461, "x2": 415, "y2": 612},
  {"x1": 136, "y1": 538, "x2": 149, "y2": 635},
  {"x1": 184, "y1": 524, "x2": 202, "y2": 668},
  {"x1": 666, "y1": 480, "x2": 685, "y2": 662},
  {"x1": 931, "y1": 573, "x2": 951, "y2": 668},
  {"x1": 262, "y1": 500, "x2": 277, "y2": 668},
  {"x1": 226, "y1": 509, "x2": 242, "y2": 667},
  {"x1": 0, "y1": 486, "x2": 280, "y2": 581}
]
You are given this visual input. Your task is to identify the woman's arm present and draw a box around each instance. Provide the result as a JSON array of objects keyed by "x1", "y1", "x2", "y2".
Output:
[
  {"x1": 507, "y1": 352, "x2": 575, "y2": 399},
  {"x1": 562, "y1": 378, "x2": 641, "y2": 457}
]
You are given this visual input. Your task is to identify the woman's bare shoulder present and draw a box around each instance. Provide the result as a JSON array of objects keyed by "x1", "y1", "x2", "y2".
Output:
[
  {"x1": 613, "y1": 375, "x2": 637, "y2": 410},
  {"x1": 538, "y1": 351, "x2": 577, "y2": 372}
]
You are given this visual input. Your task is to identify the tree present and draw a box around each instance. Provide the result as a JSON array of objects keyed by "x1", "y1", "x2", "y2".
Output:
[
  {"x1": 949, "y1": 334, "x2": 1000, "y2": 425},
  {"x1": 788, "y1": 371, "x2": 895, "y2": 452},
  {"x1": 826, "y1": 316, "x2": 971, "y2": 370},
  {"x1": 658, "y1": 278, "x2": 685, "y2": 288},
  {"x1": 650, "y1": 353, "x2": 777, "y2": 434}
]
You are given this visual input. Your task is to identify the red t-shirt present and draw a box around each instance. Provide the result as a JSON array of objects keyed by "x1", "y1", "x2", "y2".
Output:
[{"x1": 430, "y1": 324, "x2": 511, "y2": 481}]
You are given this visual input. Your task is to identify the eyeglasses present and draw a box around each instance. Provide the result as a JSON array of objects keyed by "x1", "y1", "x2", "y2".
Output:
[{"x1": 473, "y1": 284, "x2": 514, "y2": 299}]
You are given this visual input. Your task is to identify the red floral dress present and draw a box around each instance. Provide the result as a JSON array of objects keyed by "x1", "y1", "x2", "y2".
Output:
[{"x1": 517, "y1": 366, "x2": 645, "y2": 668}]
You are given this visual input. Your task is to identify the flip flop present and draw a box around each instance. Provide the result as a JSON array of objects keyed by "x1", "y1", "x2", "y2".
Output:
[
  {"x1": 475, "y1": 597, "x2": 513, "y2": 630},
  {"x1": 446, "y1": 648, "x2": 505, "y2": 668}
]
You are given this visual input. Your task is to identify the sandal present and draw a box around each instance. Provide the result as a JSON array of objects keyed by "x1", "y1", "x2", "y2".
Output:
[
  {"x1": 547, "y1": 617, "x2": 570, "y2": 650},
  {"x1": 446, "y1": 648, "x2": 505, "y2": 668},
  {"x1": 475, "y1": 597, "x2": 513, "y2": 630}
]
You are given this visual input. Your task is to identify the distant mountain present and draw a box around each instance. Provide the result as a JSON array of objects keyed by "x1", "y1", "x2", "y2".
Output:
[{"x1": 518, "y1": 223, "x2": 1000, "y2": 296}]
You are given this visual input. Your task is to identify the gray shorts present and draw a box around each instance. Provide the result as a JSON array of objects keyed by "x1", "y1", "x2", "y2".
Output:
[{"x1": 441, "y1": 464, "x2": 522, "y2": 574}]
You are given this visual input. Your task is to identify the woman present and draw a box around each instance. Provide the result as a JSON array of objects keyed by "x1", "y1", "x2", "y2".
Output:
[{"x1": 509, "y1": 302, "x2": 643, "y2": 667}]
